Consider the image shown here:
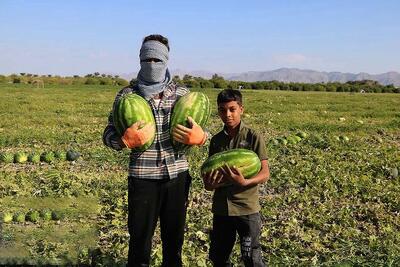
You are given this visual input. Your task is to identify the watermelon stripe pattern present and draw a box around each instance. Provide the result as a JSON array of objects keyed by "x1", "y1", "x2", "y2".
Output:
[
  {"x1": 201, "y1": 149, "x2": 261, "y2": 179},
  {"x1": 113, "y1": 93, "x2": 156, "y2": 151},
  {"x1": 170, "y1": 92, "x2": 211, "y2": 151}
]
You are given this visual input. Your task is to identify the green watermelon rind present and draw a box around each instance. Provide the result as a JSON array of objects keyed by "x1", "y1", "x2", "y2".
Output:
[
  {"x1": 170, "y1": 92, "x2": 211, "y2": 152},
  {"x1": 113, "y1": 93, "x2": 156, "y2": 152},
  {"x1": 14, "y1": 152, "x2": 28, "y2": 163},
  {"x1": 201, "y1": 148, "x2": 261, "y2": 179},
  {"x1": 0, "y1": 152, "x2": 14, "y2": 163}
]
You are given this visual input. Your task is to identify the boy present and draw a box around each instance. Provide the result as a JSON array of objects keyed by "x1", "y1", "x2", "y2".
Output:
[{"x1": 202, "y1": 89, "x2": 270, "y2": 267}]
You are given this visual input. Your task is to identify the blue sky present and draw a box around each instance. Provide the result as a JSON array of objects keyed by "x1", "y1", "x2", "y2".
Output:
[{"x1": 0, "y1": 0, "x2": 399, "y2": 76}]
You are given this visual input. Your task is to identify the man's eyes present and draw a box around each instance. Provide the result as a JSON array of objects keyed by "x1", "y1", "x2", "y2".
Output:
[{"x1": 141, "y1": 58, "x2": 162, "y2": 63}]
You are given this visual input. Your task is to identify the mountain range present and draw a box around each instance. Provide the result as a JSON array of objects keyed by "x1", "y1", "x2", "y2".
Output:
[{"x1": 117, "y1": 68, "x2": 400, "y2": 86}]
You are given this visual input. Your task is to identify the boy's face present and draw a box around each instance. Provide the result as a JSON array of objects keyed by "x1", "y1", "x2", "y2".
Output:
[{"x1": 218, "y1": 101, "x2": 243, "y2": 129}]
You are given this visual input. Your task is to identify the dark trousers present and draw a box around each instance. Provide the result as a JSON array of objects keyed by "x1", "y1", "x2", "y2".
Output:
[
  {"x1": 127, "y1": 171, "x2": 191, "y2": 267},
  {"x1": 209, "y1": 213, "x2": 265, "y2": 267}
]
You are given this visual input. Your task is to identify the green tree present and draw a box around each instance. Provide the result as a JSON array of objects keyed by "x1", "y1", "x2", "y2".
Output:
[
  {"x1": 210, "y1": 74, "x2": 227, "y2": 89},
  {"x1": 172, "y1": 75, "x2": 182, "y2": 85}
]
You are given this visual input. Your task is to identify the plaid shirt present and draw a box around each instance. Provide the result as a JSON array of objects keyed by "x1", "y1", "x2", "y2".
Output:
[{"x1": 103, "y1": 82, "x2": 189, "y2": 180}]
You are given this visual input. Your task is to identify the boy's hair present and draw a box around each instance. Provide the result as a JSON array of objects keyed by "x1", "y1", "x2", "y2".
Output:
[
  {"x1": 143, "y1": 34, "x2": 170, "y2": 51},
  {"x1": 217, "y1": 89, "x2": 243, "y2": 106}
]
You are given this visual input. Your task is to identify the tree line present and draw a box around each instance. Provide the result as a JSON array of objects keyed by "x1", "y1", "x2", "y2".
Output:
[
  {"x1": 1, "y1": 73, "x2": 399, "y2": 93},
  {"x1": 0, "y1": 72, "x2": 129, "y2": 87},
  {"x1": 171, "y1": 74, "x2": 399, "y2": 93}
]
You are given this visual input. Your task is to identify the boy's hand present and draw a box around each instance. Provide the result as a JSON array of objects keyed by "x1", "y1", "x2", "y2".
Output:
[
  {"x1": 172, "y1": 116, "x2": 206, "y2": 145},
  {"x1": 220, "y1": 164, "x2": 248, "y2": 187},
  {"x1": 121, "y1": 121, "x2": 155, "y2": 149},
  {"x1": 202, "y1": 169, "x2": 225, "y2": 190}
]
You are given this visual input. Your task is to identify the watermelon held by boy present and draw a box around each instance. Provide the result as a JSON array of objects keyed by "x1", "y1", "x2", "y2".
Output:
[
  {"x1": 201, "y1": 149, "x2": 261, "y2": 180},
  {"x1": 113, "y1": 93, "x2": 156, "y2": 151},
  {"x1": 170, "y1": 92, "x2": 211, "y2": 152}
]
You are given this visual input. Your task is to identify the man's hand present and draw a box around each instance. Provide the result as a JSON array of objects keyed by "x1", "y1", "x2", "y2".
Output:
[
  {"x1": 202, "y1": 169, "x2": 225, "y2": 190},
  {"x1": 121, "y1": 121, "x2": 154, "y2": 149},
  {"x1": 220, "y1": 164, "x2": 248, "y2": 187},
  {"x1": 172, "y1": 116, "x2": 206, "y2": 145}
]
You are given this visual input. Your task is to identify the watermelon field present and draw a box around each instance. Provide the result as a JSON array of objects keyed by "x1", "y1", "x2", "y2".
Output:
[{"x1": 0, "y1": 83, "x2": 399, "y2": 266}]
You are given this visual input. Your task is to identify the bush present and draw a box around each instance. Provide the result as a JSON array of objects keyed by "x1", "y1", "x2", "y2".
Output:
[
  {"x1": 84, "y1": 78, "x2": 98, "y2": 85},
  {"x1": 0, "y1": 75, "x2": 6, "y2": 83}
]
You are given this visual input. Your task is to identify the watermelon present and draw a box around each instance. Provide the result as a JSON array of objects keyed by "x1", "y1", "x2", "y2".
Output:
[
  {"x1": 201, "y1": 149, "x2": 261, "y2": 179},
  {"x1": 14, "y1": 152, "x2": 28, "y2": 163},
  {"x1": 28, "y1": 152, "x2": 41, "y2": 163},
  {"x1": 277, "y1": 137, "x2": 288, "y2": 145},
  {"x1": 113, "y1": 93, "x2": 156, "y2": 151},
  {"x1": 40, "y1": 209, "x2": 52, "y2": 221},
  {"x1": 170, "y1": 92, "x2": 211, "y2": 151},
  {"x1": 66, "y1": 150, "x2": 80, "y2": 161},
  {"x1": 287, "y1": 136, "x2": 298, "y2": 144},
  {"x1": 54, "y1": 151, "x2": 67, "y2": 160},
  {"x1": 26, "y1": 210, "x2": 40, "y2": 223},
  {"x1": 296, "y1": 131, "x2": 308, "y2": 139},
  {"x1": 0, "y1": 152, "x2": 14, "y2": 163},
  {"x1": 13, "y1": 212, "x2": 25, "y2": 223},
  {"x1": 1, "y1": 212, "x2": 13, "y2": 223},
  {"x1": 269, "y1": 138, "x2": 279, "y2": 146},
  {"x1": 339, "y1": 135, "x2": 350, "y2": 142},
  {"x1": 41, "y1": 151, "x2": 55, "y2": 163},
  {"x1": 51, "y1": 210, "x2": 65, "y2": 221},
  {"x1": 294, "y1": 136, "x2": 302, "y2": 142}
]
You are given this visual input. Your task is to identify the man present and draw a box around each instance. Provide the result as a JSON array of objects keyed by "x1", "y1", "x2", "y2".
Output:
[{"x1": 103, "y1": 34, "x2": 207, "y2": 266}]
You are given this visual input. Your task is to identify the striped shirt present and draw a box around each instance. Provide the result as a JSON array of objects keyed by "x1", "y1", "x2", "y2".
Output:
[{"x1": 102, "y1": 83, "x2": 189, "y2": 180}]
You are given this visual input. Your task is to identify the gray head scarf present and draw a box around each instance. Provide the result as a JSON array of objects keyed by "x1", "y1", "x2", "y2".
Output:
[{"x1": 137, "y1": 40, "x2": 171, "y2": 99}]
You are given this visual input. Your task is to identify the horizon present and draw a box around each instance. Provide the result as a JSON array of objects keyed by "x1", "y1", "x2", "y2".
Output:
[
  {"x1": 1, "y1": 0, "x2": 399, "y2": 76},
  {"x1": 3, "y1": 66, "x2": 400, "y2": 78}
]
